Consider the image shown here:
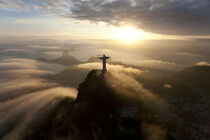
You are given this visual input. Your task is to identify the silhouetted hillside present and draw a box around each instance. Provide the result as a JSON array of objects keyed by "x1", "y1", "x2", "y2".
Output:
[
  {"x1": 26, "y1": 65, "x2": 210, "y2": 139},
  {"x1": 24, "y1": 70, "x2": 172, "y2": 140},
  {"x1": 135, "y1": 66, "x2": 210, "y2": 139},
  {"x1": 46, "y1": 67, "x2": 89, "y2": 88},
  {"x1": 136, "y1": 65, "x2": 210, "y2": 98},
  {"x1": 175, "y1": 66, "x2": 210, "y2": 90},
  {"x1": 38, "y1": 51, "x2": 81, "y2": 65}
]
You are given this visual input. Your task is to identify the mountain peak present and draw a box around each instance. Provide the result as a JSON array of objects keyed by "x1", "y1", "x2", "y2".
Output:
[
  {"x1": 24, "y1": 70, "x2": 173, "y2": 140},
  {"x1": 38, "y1": 51, "x2": 81, "y2": 65},
  {"x1": 62, "y1": 50, "x2": 70, "y2": 58}
]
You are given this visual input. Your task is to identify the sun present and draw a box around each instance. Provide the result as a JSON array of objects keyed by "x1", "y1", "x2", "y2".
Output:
[{"x1": 114, "y1": 26, "x2": 145, "y2": 42}]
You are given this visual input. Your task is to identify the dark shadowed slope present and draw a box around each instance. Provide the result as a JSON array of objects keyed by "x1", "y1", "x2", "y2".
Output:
[
  {"x1": 46, "y1": 67, "x2": 89, "y2": 88},
  {"x1": 135, "y1": 65, "x2": 210, "y2": 139},
  {"x1": 24, "y1": 70, "x2": 173, "y2": 140},
  {"x1": 175, "y1": 66, "x2": 210, "y2": 91}
]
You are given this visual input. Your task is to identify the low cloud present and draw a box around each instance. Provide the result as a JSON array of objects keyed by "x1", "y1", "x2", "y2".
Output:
[
  {"x1": 77, "y1": 62, "x2": 143, "y2": 74},
  {"x1": 163, "y1": 84, "x2": 173, "y2": 89},
  {"x1": 0, "y1": 56, "x2": 77, "y2": 140},
  {"x1": 196, "y1": 61, "x2": 210, "y2": 66},
  {"x1": 107, "y1": 72, "x2": 167, "y2": 108},
  {"x1": 43, "y1": 51, "x2": 63, "y2": 59},
  {"x1": 138, "y1": 59, "x2": 183, "y2": 70},
  {"x1": 105, "y1": 71, "x2": 178, "y2": 130},
  {"x1": 0, "y1": 58, "x2": 65, "y2": 77},
  {"x1": 175, "y1": 52, "x2": 202, "y2": 58},
  {"x1": 0, "y1": 78, "x2": 55, "y2": 101},
  {"x1": 0, "y1": 87, "x2": 77, "y2": 140},
  {"x1": 0, "y1": 57, "x2": 67, "y2": 99}
]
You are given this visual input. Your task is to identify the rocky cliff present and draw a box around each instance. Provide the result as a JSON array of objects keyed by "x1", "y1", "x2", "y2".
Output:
[{"x1": 24, "y1": 70, "x2": 173, "y2": 140}]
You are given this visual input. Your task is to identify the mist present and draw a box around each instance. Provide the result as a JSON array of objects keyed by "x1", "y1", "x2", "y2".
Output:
[
  {"x1": 1, "y1": 37, "x2": 210, "y2": 70},
  {"x1": 105, "y1": 71, "x2": 176, "y2": 120},
  {"x1": 77, "y1": 62, "x2": 143, "y2": 74},
  {"x1": 0, "y1": 53, "x2": 78, "y2": 140},
  {"x1": 0, "y1": 87, "x2": 77, "y2": 140},
  {"x1": 0, "y1": 36, "x2": 210, "y2": 139}
]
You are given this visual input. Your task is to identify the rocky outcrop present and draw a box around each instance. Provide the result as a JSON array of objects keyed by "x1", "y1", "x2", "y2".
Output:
[{"x1": 24, "y1": 70, "x2": 172, "y2": 140}]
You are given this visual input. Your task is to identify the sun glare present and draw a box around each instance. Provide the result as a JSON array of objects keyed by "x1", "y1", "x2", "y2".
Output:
[{"x1": 114, "y1": 26, "x2": 145, "y2": 42}]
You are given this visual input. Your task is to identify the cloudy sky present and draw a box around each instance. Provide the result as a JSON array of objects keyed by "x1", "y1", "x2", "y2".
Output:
[
  {"x1": 1, "y1": 0, "x2": 210, "y2": 38},
  {"x1": 0, "y1": 0, "x2": 210, "y2": 69}
]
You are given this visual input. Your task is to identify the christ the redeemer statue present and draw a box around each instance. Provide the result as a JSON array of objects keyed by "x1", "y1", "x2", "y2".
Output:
[{"x1": 98, "y1": 54, "x2": 110, "y2": 73}]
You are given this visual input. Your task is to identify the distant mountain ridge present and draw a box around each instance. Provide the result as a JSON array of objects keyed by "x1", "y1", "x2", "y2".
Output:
[
  {"x1": 38, "y1": 51, "x2": 81, "y2": 65},
  {"x1": 176, "y1": 65, "x2": 210, "y2": 86}
]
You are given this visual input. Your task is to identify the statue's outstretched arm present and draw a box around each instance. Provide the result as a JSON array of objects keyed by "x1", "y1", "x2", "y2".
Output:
[{"x1": 98, "y1": 57, "x2": 103, "y2": 59}]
